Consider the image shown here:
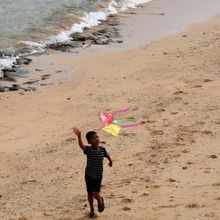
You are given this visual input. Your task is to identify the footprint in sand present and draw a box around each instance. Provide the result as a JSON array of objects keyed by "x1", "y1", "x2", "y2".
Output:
[
  {"x1": 185, "y1": 203, "x2": 200, "y2": 208},
  {"x1": 212, "y1": 182, "x2": 220, "y2": 187},
  {"x1": 202, "y1": 130, "x2": 213, "y2": 135},
  {"x1": 193, "y1": 85, "x2": 203, "y2": 88},
  {"x1": 172, "y1": 90, "x2": 184, "y2": 95},
  {"x1": 149, "y1": 184, "x2": 160, "y2": 189},
  {"x1": 106, "y1": 193, "x2": 115, "y2": 199},
  {"x1": 123, "y1": 207, "x2": 131, "y2": 211},
  {"x1": 204, "y1": 170, "x2": 211, "y2": 174},
  {"x1": 163, "y1": 158, "x2": 169, "y2": 164},
  {"x1": 0, "y1": 202, "x2": 6, "y2": 208},
  {"x1": 182, "y1": 149, "x2": 190, "y2": 153},
  {"x1": 170, "y1": 112, "x2": 178, "y2": 115},
  {"x1": 18, "y1": 217, "x2": 27, "y2": 220},
  {"x1": 141, "y1": 192, "x2": 150, "y2": 197},
  {"x1": 204, "y1": 213, "x2": 215, "y2": 218},
  {"x1": 151, "y1": 130, "x2": 164, "y2": 135},
  {"x1": 208, "y1": 155, "x2": 218, "y2": 159},
  {"x1": 214, "y1": 119, "x2": 220, "y2": 124},
  {"x1": 21, "y1": 179, "x2": 38, "y2": 185},
  {"x1": 121, "y1": 198, "x2": 134, "y2": 204},
  {"x1": 65, "y1": 137, "x2": 76, "y2": 142},
  {"x1": 156, "y1": 204, "x2": 180, "y2": 209},
  {"x1": 167, "y1": 178, "x2": 177, "y2": 183},
  {"x1": 157, "y1": 108, "x2": 166, "y2": 113},
  {"x1": 203, "y1": 78, "x2": 212, "y2": 83}
]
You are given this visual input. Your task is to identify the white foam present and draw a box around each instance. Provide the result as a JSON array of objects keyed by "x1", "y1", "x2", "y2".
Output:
[
  {"x1": 0, "y1": 56, "x2": 17, "y2": 75},
  {"x1": 0, "y1": 0, "x2": 152, "y2": 72},
  {"x1": 120, "y1": 0, "x2": 152, "y2": 10},
  {"x1": 51, "y1": 0, "x2": 152, "y2": 44},
  {"x1": 53, "y1": 1, "x2": 119, "y2": 43},
  {"x1": 19, "y1": 41, "x2": 46, "y2": 54}
]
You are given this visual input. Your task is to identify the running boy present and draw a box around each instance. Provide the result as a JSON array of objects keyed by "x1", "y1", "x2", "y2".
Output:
[{"x1": 73, "y1": 127, "x2": 113, "y2": 218}]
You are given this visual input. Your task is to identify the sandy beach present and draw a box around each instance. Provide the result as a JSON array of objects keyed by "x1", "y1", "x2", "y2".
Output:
[{"x1": 1, "y1": 1, "x2": 220, "y2": 219}]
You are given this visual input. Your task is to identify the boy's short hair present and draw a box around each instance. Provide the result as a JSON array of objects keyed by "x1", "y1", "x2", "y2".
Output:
[{"x1": 86, "y1": 131, "x2": 97, "y2": 142}]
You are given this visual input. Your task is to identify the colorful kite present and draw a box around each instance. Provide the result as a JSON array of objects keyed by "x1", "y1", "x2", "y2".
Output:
[{"x1": 100, "y1": 107, "x2": 144, "y2": 137}]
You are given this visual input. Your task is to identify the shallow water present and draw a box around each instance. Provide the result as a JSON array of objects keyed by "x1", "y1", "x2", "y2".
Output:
[
  {"x1": 0, "y1": 0, "x2": 152, "y2": 70},
  {"x1": 0, "y1": 0, "x2": 99, "y2": 49}
]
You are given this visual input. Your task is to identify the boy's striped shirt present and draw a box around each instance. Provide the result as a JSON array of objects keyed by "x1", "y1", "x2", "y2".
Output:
[{"x1": 84, "y1": 146, "x2": 108, "y2": 179}]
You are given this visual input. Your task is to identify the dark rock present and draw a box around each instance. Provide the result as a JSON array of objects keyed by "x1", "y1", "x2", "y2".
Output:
[
  {"x1": 9, "y1": 84, "x2": 21, "y2": 91},
  {"x1": 106, "y1": 21, "x2": 119, "y2": 26},
  {"x1": 28, "y1": 86, "x2": 37, "y2": 91},
  {"x1": 2, "y1": 68, "x2": 16, "y2": 73},
  {"x1": 23, "y1": 79, "x2": 39, "y2": 85},
  {"x1": 48, "y1": 42, "x2": 80, "y2": 52},
  {"x1": 22, "y1": 88, "x2": 30, "y2": 92},
  {"x1": 1, "y1": 72, "x2": 17, "y2": 82},
  {"x1": 0, "y1": 85, "x2": 6, "y2": 92},
  {"x1": 16, "y1": 58, "x2": 32, "y2": 65},
  {"x1": 41, "y1": 74, "x2": 50, "y2": 80},
  {"x1": 94, "y1": 28, "x2": 108, "y2": 35},
  {"x1": 117, "y1": 40, "x2": 123, "y2": 43},
  {"x1": 25, "y1": 58, "x2": 32, "y2": 62},
  {"x1": 19, "y1": 91, "x2": 25, "y2": 95},
  {"x1": 108, "y1": 14, "x2": 117, "y2": 18},
  {"x1": 93, "y1": 37, "x2": 109, "y2": 45},
  {"x1": 71, "y1": 33, "x2": 88, "y2": 41},
  {"x1": 35, "y1": 69, "x2": 42, "y2": 72},
  {"x1": 86, "y1": 35, "x2": 96, "y2": 41},
  {"x1": 5, "y1": 76, "x2": 17, "y2": 82}
]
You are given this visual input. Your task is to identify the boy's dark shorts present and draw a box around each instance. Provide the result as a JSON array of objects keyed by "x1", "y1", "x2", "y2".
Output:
[{"x1": 85, "y1": 174, "x2": 102, "y2": 195}]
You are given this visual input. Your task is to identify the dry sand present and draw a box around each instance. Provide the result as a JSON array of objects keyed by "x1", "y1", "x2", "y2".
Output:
[{"x1": 1, "y1": 6, "x2": 220, "y2": 220}]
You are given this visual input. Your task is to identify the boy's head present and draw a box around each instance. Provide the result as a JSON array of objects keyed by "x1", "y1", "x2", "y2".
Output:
[{"x1": 86, "y1": 131, "x2": 100, "y2": 146}]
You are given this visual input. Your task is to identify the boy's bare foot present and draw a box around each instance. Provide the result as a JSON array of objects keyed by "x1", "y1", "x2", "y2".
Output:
[
  {"x1": 89, "y1": 212, "x2": 95, "y2": 218},
  {"x1": 98, "y1": 197, "x2": 105, "y2": 212}
]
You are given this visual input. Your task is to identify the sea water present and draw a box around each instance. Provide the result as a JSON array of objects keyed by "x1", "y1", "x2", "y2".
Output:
[{"x1": 0, "y1": 0, "x2": 152, "y2": 71}]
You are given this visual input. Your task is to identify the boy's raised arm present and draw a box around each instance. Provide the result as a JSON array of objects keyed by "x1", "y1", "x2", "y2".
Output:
[{"x1": 73, "y1": 127, "x2": 86, "y2": 151}]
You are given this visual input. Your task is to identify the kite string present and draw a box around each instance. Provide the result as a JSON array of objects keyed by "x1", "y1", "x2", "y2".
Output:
[
  {"x1": 119, "y1": 120, "x2": 144, "y2": 128},
  {"x1": 112, "y1": 107, "x2": 132, "y2": 115}
]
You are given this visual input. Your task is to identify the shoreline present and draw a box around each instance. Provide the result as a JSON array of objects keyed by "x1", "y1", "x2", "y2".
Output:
[
  {"x1": 1, "y1": 1, "x2": 220, "y2": 219},
  {"x1": 1, "y1": 0, "x2": 220, "y2": 92}
]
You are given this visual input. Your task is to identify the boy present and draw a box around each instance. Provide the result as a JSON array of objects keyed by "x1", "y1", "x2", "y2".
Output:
[{"x1": 73, "y1": 127, "x2": 113, "y2": 218}]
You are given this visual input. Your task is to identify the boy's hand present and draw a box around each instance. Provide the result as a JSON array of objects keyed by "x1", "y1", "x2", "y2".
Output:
[
  {"x1": 73, "y1": 127, "x2": 81, "y2": 137},
  {"x1": 108, "y1": 160, "x2": 113, "y2": 167}
]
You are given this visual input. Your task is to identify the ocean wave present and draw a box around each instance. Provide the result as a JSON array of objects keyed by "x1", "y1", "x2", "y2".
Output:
[
  {"x1": 0, "y1": 0, "x2": 152, "y2": 72},
  {"x1": 0, "y1": 56, "x2": 18, "y2": 74}
]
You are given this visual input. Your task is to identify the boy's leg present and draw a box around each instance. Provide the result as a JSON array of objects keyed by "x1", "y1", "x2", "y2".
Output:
[
  {"x1": 93, "y1": 192, "x2": 104, "y2": 212},
  {"x1": 93, "y1": 192, "x2": 102, "y2": 205},
  {"x1": 88, "y1": 193, "x2": 95, "y2": 215},
  {"x1": 92, "y1": 178, "x2": 104, "y2": 212},
  {"x1": 85, "y1": 175, "x2": 95, "y2": 216}
]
